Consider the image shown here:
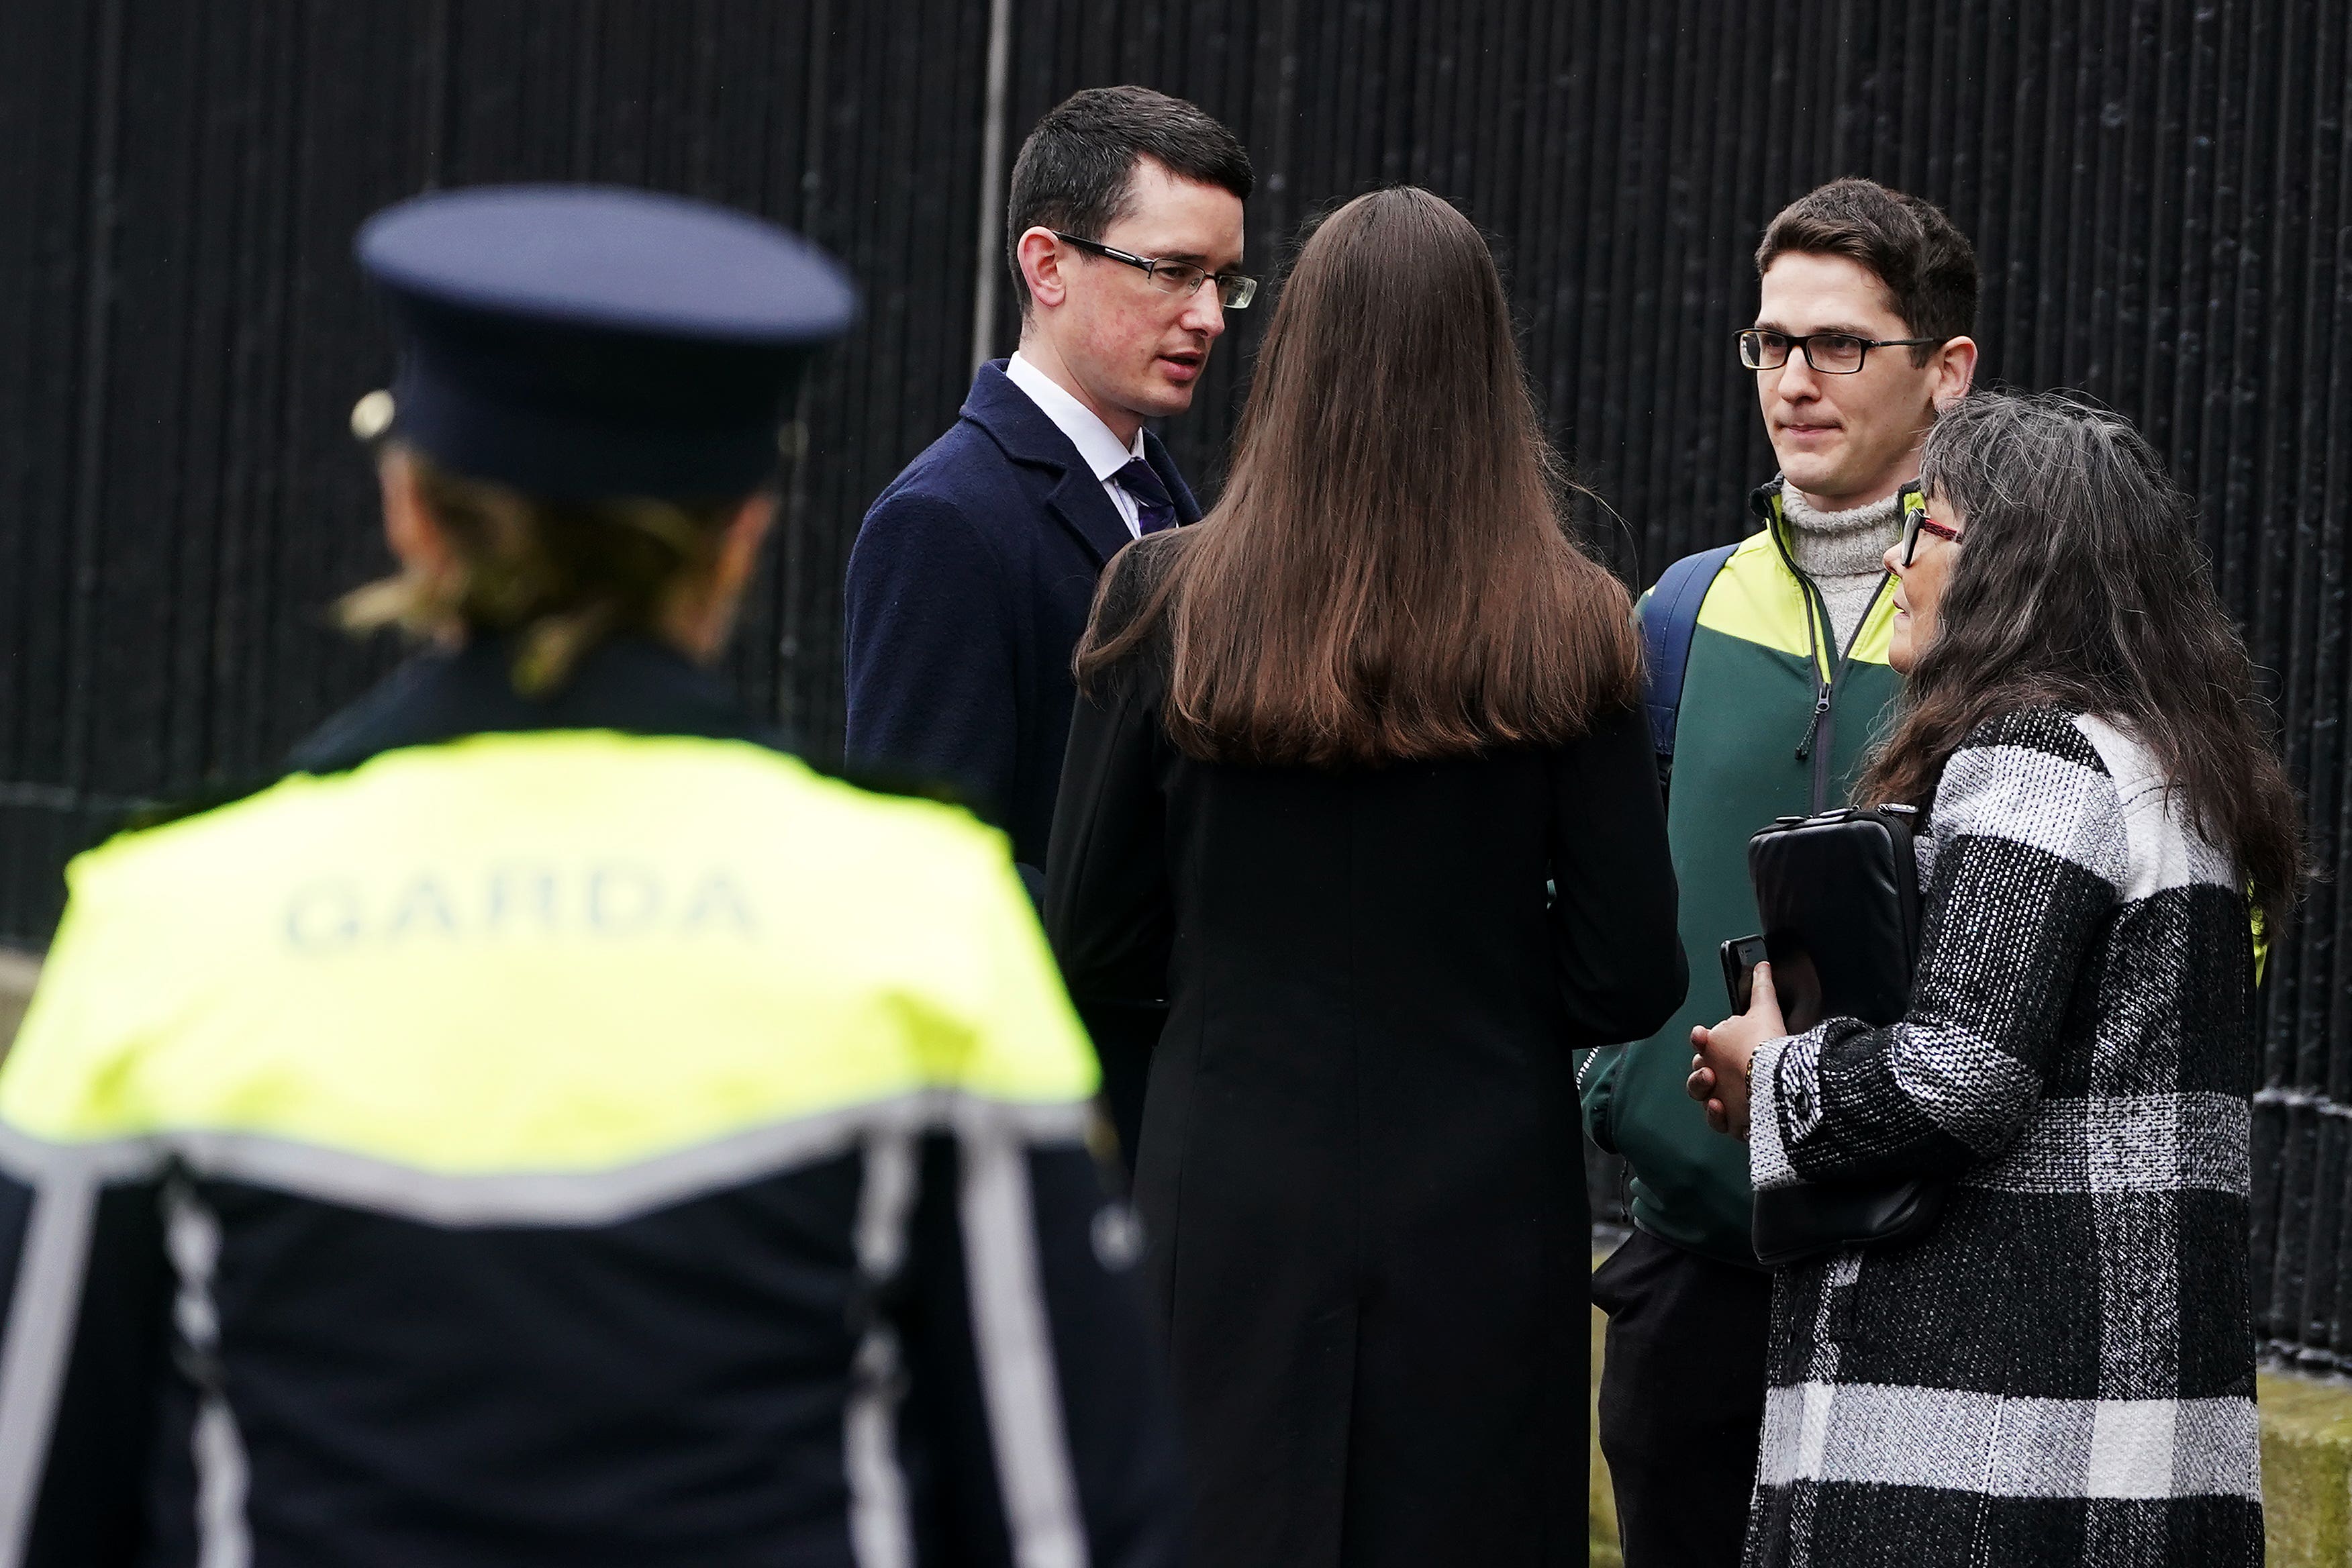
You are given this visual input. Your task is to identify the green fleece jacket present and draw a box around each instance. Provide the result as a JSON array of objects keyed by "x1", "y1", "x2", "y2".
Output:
[{"x1": 1578, "y1": 480, "x2": 1910, "y2": 1267}]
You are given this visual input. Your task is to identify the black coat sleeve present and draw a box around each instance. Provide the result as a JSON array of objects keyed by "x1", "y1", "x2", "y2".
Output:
[
  {"x1": 897, "y1": 1132, "x2": 1186, "y2": 1568},
  {"x1": 1545, "y1": 703, "x2": 1688, "y2": 1044}
]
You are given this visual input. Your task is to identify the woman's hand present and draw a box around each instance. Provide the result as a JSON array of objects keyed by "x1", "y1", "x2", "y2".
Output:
[{"x1": 1684, "y1": 961, "x2": 1787, "y2": 1138}]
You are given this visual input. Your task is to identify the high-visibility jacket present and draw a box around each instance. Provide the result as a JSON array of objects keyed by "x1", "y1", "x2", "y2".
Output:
[
  {"x1": 0, "y1": 636, "x2": 1183, "y2": 1568},
  {"x1": 1579, "y1": 479, "x2": 1904, "y2": 1266}
]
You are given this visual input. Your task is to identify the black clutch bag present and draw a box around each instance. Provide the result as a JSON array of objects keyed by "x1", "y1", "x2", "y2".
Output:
[{"x1": 1737, "y1": 804, "x2": 1948, "y2": 1268}]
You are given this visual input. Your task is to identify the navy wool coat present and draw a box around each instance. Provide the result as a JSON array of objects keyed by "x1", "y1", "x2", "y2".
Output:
[{"x1": 844, "y1": 359, "x2": 1202, "y2": 884}]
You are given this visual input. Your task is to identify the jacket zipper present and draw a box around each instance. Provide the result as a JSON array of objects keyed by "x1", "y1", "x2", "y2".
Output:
[
  {"x1": 1806, "y1": 575, "x2": 1892, "y2": 809},
  {"x1": 1774, "y1": 521, "x2": 1894, "y2": 812}
]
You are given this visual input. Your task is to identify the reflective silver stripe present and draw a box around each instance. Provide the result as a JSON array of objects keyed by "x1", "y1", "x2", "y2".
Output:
[
  {"x1": 958, "y1": 1123, "x2": 1086, "y2": 1568},
  {"x1": 948, "y1": 1099, "x2": 1093, "y2": 1146},
  {"x1": 0, "y1": 1172, "x2": 99, "y2": 1568},
  {"x1": 159, "y1": 1094, "x2": 1089, "y2": 1228},
  {"x1": 0, "y1": 1122, "x2": 166, "y2": 1187},
  {"x1": 190, "y1": 1403, "x2": 251, "y2": 1568},
  {"x1": 166, "y1": 1181, "x2": 251, "y2": 1568},
  {"x1": 171, "y1": 1101, "x2": 901, "y2": 1228},
  {"x1": 846, "y1": 1131, "x2": 920, "y2": 1568},
  {"x1": 854, "y1": 1129, "x2": 921, "y2": 1282},
  {"x1": 0, "y1": 1100, "x2": 1089, "y2": 1231}
]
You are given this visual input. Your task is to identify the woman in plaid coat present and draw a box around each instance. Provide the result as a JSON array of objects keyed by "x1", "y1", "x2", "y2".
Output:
[{"x1": 1692, "y1": 393, "x2": 2302, "y2": 1567}]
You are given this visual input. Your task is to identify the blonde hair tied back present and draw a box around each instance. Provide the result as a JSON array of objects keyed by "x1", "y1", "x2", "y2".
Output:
[{"x1": 340, "y1": 451, "x2": 748, "y2": 697}]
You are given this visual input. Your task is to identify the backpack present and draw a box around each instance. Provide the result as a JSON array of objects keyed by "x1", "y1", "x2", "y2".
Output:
[{"x1": 1639, "y1": 542, "x2": 1738, "y2": 794}]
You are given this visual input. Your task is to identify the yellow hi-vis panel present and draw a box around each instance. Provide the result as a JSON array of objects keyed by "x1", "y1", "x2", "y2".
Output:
[
  {"x1": 1692, "y1": 516, "x2": 1900, "y2": 677},
  {"x1": 1693, "y1": 531, "x2": 1819, "y2": 657},
  {"x1": 0, "y1": 732, "x2": 1097, "y2": 1173}
]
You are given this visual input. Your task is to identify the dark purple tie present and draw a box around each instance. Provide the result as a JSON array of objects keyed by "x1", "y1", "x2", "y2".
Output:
[{"x1": 1115, "y1": 458, "x2": 1178, "y2": 536}]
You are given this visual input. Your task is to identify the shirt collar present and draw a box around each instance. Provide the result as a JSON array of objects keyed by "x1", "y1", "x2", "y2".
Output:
[{"x1": 1006, "y1": 351, "x2": 1145, "y2": 482}]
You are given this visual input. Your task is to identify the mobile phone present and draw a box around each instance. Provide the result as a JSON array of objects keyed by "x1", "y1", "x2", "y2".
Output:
[{"x1": 1720, "y1": 934, "x2": 1768, "y2": 1014}]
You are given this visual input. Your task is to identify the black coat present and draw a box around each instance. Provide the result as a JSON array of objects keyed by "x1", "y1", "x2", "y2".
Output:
[
  {"x1": 844, "y1": 360, "x2": 1202, "y2": 881},
  {"x1": 1044, "y1": 548, "x2": 1687, "y2": 1568}
]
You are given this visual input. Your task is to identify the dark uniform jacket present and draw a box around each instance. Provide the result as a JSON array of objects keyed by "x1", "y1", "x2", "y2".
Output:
[
  {"x1": 0, "y1": 637, "x2": 1183, "y2": 1568},
  {"x1": 1042, "y1": 542, "x2": 1687, "y2": 1568}
]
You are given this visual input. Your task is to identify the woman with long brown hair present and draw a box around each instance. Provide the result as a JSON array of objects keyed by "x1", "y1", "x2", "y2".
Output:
[{"x1": 1044, "y1": 186, "x2": 1685, "y2": 1567}]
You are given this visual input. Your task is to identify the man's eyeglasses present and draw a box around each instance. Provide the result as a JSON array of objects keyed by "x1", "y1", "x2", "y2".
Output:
[
  {"x1": 1053, "y1": 232, "x2": 1259, "y2": 308},
  {"x1": 1738, "y1": 328, "x2": 1941, "y2": 375},
  {"x1": 1898, "y1": 508, "x2": 1962, "y2": 567}
]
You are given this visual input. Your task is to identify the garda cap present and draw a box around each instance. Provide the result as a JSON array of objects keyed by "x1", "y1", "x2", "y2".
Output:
[{"x1": 354, "y1": 184, "x2": 857, "y2": 500}]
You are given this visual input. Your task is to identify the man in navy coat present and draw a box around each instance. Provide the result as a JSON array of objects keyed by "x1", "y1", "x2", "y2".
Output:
[{"x1": 846, "y1": 86, "x2": 1253, "y2": 1157}]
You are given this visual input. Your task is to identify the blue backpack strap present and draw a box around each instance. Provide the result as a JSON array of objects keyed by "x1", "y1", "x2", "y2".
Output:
[{"x1": 1641, "y1": 542, "x2": 1739, "y2": 773}]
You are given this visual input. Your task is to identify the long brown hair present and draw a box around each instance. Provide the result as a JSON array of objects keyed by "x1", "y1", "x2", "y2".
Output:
[
  {"x1": 1076, "y1": 186, "x2": 1638, "y2": 766},
  {"x1": 1859, "y1": 392, "x2": 2303, "y2": 922}
]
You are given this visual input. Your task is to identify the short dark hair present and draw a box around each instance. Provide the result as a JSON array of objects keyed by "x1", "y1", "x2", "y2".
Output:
[
  {"x1": 1006, "y1": 86, "x2": 1253, "y2": 315},
  {"x1": 1755, "y1": 179, "x2": 1979, "y2": 360}
]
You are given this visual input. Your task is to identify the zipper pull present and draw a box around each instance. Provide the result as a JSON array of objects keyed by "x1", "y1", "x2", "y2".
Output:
[{"x1": 1794, "y1": 690, "x2": 1831, "y2": 762}]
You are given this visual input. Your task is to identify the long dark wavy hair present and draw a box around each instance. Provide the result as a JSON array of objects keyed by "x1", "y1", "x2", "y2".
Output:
[
  {"x1": 1859, "y1": 391, "x2": 2302, "y2": 922},
  {"x1": 1075, "y1": 186, "x2": 1638, "y2": 766}
]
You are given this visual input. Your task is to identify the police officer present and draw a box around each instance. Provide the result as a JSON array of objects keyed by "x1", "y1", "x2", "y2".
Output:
[{"x1": 0, "y1": 186, "x2": 1183, "y2": 1567}]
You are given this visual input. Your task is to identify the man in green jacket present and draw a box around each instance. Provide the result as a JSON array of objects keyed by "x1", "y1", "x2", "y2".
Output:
[{"x1": 1581, "y1": 179, "x2": 1978, "y2": 1567}]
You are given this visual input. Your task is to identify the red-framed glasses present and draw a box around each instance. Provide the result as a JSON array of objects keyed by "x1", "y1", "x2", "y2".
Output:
[{"x1": 1899, "y1": 509, "x2": 1962, "y2": 567}]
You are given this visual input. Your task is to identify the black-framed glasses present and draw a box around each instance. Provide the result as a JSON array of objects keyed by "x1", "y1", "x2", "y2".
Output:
[
  {"x1": 1052, "y1": 232, "x2": 1258, "y2": 307},
  {"x1": 1898, "y1": 508, "x2": 1962, "y2": 566},
  {"x1": 1738, "y1": 328, "x2": 1941, "y2": 375}
]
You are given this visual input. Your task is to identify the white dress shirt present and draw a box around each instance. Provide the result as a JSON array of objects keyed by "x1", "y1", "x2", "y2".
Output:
[{"x1": 1005, "y1": 352, "x2": 1148, "y2": 538}]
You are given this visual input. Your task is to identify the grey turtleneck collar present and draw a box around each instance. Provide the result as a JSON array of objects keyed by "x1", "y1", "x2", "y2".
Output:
[{"x1": 1779, "y1": 485, "x2": 1901, "y2": 651}]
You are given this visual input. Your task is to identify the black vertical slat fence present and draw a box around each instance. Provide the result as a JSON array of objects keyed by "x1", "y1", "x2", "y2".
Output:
[{"x1": 1, "y1": 0, "x2": 2349, "y2": 1367}]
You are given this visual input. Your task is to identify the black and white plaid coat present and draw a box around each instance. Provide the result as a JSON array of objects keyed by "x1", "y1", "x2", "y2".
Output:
[{"x1": 1744, "y1": 707, "x2": 2262, "y2": 1567}]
